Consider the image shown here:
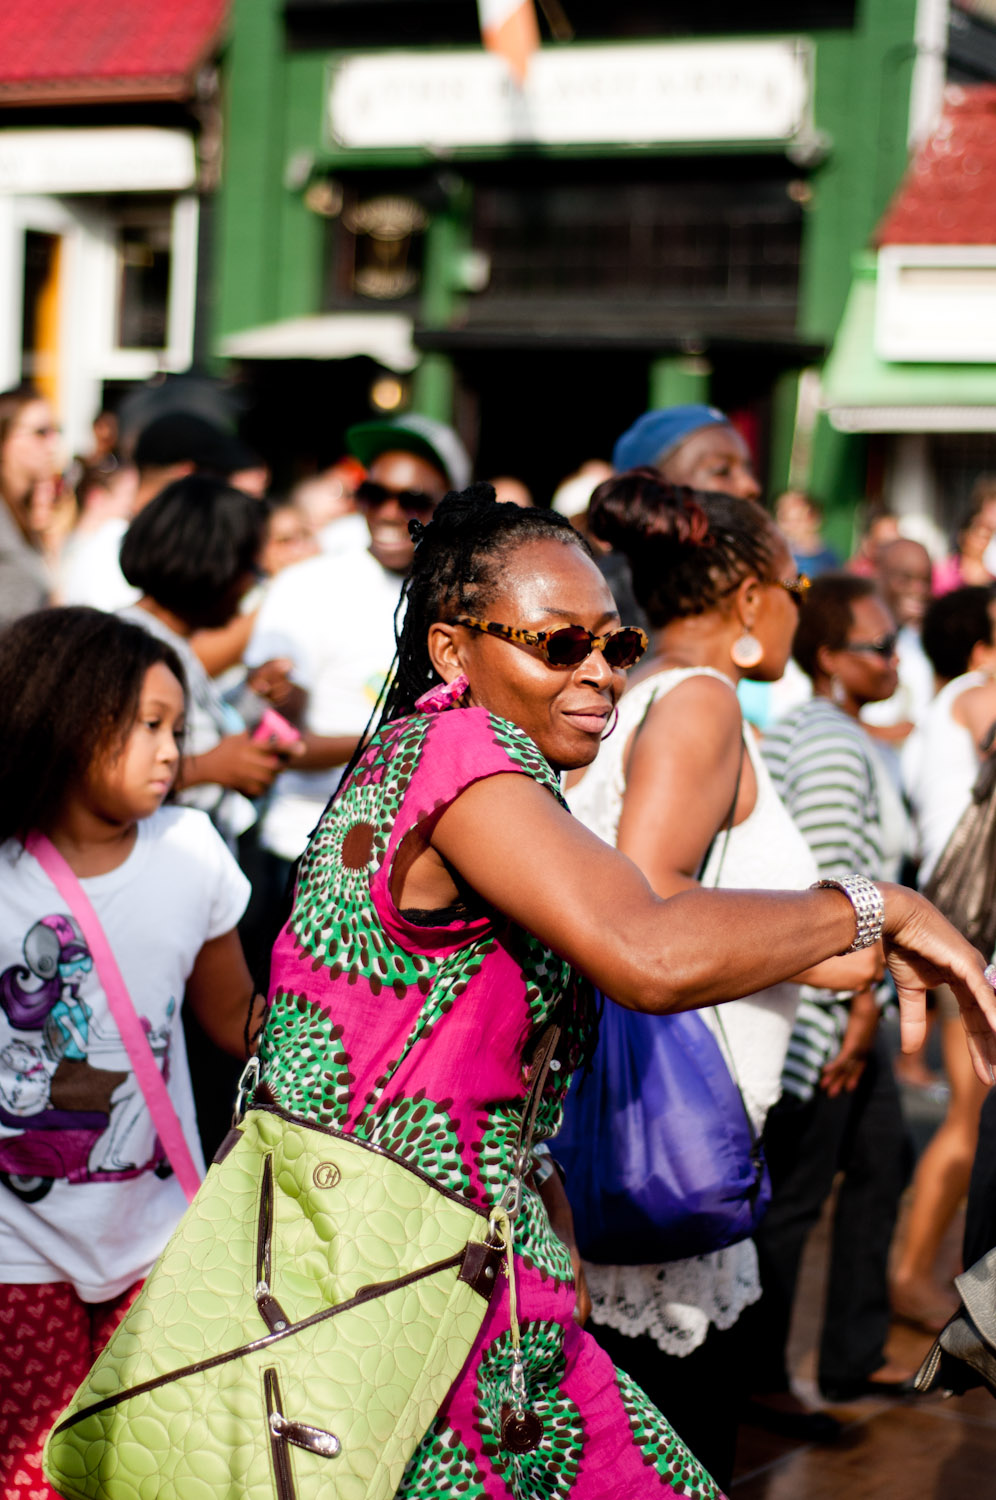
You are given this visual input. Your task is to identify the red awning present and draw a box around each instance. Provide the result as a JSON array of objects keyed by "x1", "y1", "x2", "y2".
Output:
[
  {"x1": 877, "y1": 84, "x2": 996, "y2": 246},
  {"x1": 0, "y1": 0, "x2": 227, "y2": 105}
]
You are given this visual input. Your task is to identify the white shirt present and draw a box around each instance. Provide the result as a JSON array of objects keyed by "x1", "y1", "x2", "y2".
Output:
[
  {"x1": 246, "y1": 548, "x2": 403, "y2": 860},
  {"x1": 903, "y1": 671, "x2": 985, "y2": 883},
  {"x1": 861, "y1": 624, "x2": 935, "y2": 730},
  {"x1": 318, "y1": 511, "x2": 369, "y2": 557},
  {"x1": 61, "y1": 518, "x2": 139, "y2": 614},
  {"x1": 0, "y1": 807, "x2": 249, "y2": 1301}
]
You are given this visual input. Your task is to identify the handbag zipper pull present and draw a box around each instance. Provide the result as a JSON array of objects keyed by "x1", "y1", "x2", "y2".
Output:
[
  {"x1": 265, "y1": 1365, "x2": 341, "y2": 1500},
  {"x1": 255, "y1": 1280, "x2": 289, "y2": 1333},
  {"x1": 269, "y1": 1411, "x2": 342, "y2": 1458}
]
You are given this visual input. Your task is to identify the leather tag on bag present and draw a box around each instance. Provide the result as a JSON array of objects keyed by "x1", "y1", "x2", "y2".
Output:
[
  {"x1": 499, "y1": 1404, "x2": 543, "y2": 1452},
  {"x1": 458, "y1": 1240, "x2": 505, "y2": 1301}
]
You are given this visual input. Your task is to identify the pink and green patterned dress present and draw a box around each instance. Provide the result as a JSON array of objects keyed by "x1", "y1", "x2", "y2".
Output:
[{"x1": 258, "y1": 704, "x2": 723, "y2": 1500}]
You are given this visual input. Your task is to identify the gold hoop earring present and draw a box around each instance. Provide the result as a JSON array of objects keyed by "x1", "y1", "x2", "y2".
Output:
[{"x1": 730, "y1": 630, "x2": 764, "y2": 671}]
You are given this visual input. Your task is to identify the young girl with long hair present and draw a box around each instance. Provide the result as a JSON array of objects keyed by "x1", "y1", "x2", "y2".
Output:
[{"x1": 0, "y1": 607, "x2": 255, "y2": 1500}]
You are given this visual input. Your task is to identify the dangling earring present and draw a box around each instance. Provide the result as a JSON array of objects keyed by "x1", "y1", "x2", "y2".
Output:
[
  {"x1": 601, "y1": 705, "x2": 620, "y2": 740},
  {"x1": 831, "y1": 674, "x2": 847, "y2": 706},
  {"x1": 415, "y1": 674, "x2": 469, "y2": 713},
  {"x1": 730, "y1": 629, "x2": 764, "y2": 671}
]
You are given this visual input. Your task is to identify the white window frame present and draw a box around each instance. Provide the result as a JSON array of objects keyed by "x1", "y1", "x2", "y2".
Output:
[{"x1": 0, "y1": 191, "x2": 198, "y2": 453}]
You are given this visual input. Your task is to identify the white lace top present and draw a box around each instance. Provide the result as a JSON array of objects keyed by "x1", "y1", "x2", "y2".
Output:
[{"x1": 566, "y1": 667, "x2": 819, "y2": 1355}]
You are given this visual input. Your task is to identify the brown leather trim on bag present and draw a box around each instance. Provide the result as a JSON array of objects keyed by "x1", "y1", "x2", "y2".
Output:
[
  {"x1": 257, "y1": 1153, "x2": 275, "y2": 1287},
  {"x1": 248, "y1": 1023, "x2": 559, "y2": 1229},
  {"x1": 513, "y1": 1025, "x2": 560, "y2": 1176},
  {"x1": 457, "y1": 1237, "x2": 506, "y2": 1300},
  {"x1": 248, "y1": 1103, "x2": 496, "y2": 1220},
  {"x1": 264, "y1": 1368, "x2": 297, "y2": 1500},
  {"x1": 52, "y1": 1249, "x2": 468, "y2": 1434},
  {"x1": 212, "y1": 1126, "x2": 243, "y2": 1165},
  {"x1": 255, "y1": 1154, "x2": 291, "y2": 1334}
]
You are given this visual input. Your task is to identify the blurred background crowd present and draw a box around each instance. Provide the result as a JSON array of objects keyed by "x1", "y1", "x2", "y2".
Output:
[{"x1": 5, "y1": 0, "x2": 996, "y2": 1491}]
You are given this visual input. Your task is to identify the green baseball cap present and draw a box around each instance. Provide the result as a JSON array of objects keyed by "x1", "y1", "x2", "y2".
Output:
[{"x1": 346, "y1": 413, "x2": 471, "y2": 492}]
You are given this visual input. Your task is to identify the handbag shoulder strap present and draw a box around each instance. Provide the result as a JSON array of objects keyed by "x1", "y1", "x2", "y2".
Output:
[
  {"x1": 25, "y1": 832, "x2": 201, "y2": 1204},
  {"x1": 496, "y1": 1022, "x2": 561, "y2": 1219},
  {"x1": 518, "y1": 1023, "x2": 561, "y2": 1169}
]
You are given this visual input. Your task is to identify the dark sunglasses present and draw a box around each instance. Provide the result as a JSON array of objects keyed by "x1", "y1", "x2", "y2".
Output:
[
  {"x1": 451, "y1": 616, "x2": 648, "y2": 669},
  {"x1": 356, "y1": 480, "x2": 436, "y2": 520},
  {"x1": 845, "y1": 633, "x2": 898, "y2": 659}
]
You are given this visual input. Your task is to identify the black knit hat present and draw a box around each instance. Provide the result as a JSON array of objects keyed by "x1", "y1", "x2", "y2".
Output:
[{"x1": 133, "y1": 412, "x2": 257, "y2": 476}]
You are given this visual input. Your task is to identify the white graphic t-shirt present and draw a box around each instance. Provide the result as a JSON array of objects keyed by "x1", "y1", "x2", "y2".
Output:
[{"x1": 0, "y1": 806, "x2": 249, "y2": 1301}]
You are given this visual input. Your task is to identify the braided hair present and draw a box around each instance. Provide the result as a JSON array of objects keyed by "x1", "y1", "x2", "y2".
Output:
[
  {"x1": 380, "y1": 482, "x2": 591, "y2": 724},
  {"x1": 589, "y1": 468, "x2": 781, "y2": 628}
]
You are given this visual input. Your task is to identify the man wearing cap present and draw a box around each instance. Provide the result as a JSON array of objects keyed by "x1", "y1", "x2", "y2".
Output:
[
  {"x1": 590, "y1": 405, "x2": 761, "y2": 627},
  {"x1": 63, "y1": 412, "x2": 264, "y2": 613},
  {"x1": 610, "y1": 404, "x2": 811, "y2": 737},
  {"x1": 241, "y1": 414, "x2": 468, "y2": 975},
  {"x1": 612, "y1": 403, "x2": 761, "y2": 500}
]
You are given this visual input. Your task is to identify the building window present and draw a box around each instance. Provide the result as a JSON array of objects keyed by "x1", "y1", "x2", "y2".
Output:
[
  {"x1": 471, "y1": 172, "x2": 802, "y2": 330},
  {"x1": 115, "y1": 205, "x2": 173, "y2": 350},
  {"x1": 20, "y1": 230, "x2": 61, "y2": 382}
]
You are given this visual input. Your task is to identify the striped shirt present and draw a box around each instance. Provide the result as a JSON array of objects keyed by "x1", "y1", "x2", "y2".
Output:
[{"x1": 762, "y1": 698, "x2": 884, "y2": 1101}]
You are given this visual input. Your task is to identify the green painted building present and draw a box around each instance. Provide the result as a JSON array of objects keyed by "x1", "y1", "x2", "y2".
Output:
[{"x1": 213, "y1": 0, "x2": 934, "y2": 529}]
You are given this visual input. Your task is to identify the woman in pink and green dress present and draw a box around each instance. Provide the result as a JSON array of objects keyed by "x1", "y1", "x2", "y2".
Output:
[{"x1": 257, "y1": 486, "x2": 996, "y2": 1500}]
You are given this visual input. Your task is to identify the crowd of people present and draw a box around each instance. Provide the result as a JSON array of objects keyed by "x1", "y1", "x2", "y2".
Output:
[{"x1": 2, "y1": 383, "x2": 996, "y2": 1499}]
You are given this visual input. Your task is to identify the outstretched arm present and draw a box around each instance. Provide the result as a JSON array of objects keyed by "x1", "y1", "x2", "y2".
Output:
[{"x1": 427, "y1": 774, "x2": 996, "y2": 1081}]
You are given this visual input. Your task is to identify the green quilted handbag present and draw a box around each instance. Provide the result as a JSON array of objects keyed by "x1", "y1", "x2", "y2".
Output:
[{"x1": 42, "y1": 1033, "x2": 560, "y2": 1500}]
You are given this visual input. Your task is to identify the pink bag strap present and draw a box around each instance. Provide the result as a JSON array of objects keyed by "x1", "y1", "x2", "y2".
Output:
[{"x1": 25, "y1": 832, "x2": 202, "y2": 1204}]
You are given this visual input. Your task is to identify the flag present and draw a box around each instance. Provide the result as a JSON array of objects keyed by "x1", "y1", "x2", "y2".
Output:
[{"x1": 477, "y1": 0, "x2": 539, "y2": 84}]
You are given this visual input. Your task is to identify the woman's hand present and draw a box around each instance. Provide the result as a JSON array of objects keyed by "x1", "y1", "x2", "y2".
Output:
[{"x1": 880, "y1": 883, "x2": 996, "y2": 1083}]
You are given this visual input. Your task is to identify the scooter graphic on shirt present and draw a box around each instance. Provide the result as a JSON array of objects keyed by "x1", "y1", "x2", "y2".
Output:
[{"x1": 0, "y1": 916, "x2": 175, "y2": 1202}]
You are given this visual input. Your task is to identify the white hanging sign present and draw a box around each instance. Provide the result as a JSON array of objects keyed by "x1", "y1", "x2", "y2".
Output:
[{"x1": 329, "y1": 40, "x2": 813, "y2": 152}]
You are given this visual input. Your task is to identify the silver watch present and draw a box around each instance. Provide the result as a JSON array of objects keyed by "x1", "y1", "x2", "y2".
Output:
[{"x1": 812, "y1": 874, "x2": 885, "y2": 952}]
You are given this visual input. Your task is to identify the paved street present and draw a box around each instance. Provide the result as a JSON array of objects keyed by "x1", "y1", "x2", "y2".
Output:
[{"x1": 732, "y1": 1065, "x2": 996, "y2": 1499}]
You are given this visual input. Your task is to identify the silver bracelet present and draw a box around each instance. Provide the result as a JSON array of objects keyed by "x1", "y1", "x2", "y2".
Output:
[{"x1": 812, "y1": 874, "x2": 885, "y2": 952}]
